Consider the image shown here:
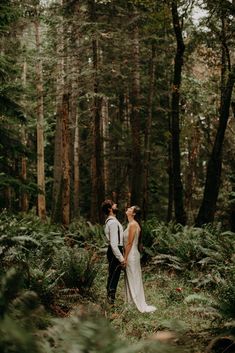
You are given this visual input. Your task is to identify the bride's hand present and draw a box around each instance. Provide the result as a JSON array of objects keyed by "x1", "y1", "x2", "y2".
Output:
[{"x1": 121, "y1": 259, "x2": 127, "y2": 268}]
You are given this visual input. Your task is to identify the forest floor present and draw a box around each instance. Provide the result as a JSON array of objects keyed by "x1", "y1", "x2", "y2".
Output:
[{"x1": 81, "y1": 261, "x2": 220, "y2": 353}]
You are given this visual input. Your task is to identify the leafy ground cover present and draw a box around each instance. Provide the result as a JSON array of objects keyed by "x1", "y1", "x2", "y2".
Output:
[
  {"x1": 93, "y1": 261, "x2": 219, "y2": 353},
  {"x1": 1, "y1": 212, "x2": 235, "y2": 353}
]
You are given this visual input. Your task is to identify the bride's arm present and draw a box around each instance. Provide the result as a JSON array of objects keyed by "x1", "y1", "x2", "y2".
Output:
[{"x1": 124, "y1": 223, "x2": 136, "y2": 264}]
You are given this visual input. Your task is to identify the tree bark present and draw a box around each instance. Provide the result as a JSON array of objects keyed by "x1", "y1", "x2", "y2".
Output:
[
  {"x1": 101, "y1": 96, "x2": 109, "y2": 195},
  {"x1": 185, "y1": 126, "x2": 200, "y2": 224},
  {"x1": 167, "y1": 108, "x2": 174, "y2": 223},
  {"x1": 51, "y1": 2, "x2": 64, "y2": 223},
  {"x1": 69, "y1": 11, "x2": 80, "y2": 219},
  {"x1": 73, "y1": 111, "x2": 80, "y2": 218},
  {"x1": 89, "y1": 0, "x2": 105, "y2": 223},
  {"x1": 230, "y1": 171, "x2": 235, "y2": 233},
  {"x1": 195, "y1": 65, "x2": 235, "y2": 226},
  {"x1": 21, "y1": 60, "x2": 28, "y2": 212},
  {"x1": 35, "y1": 19, "x2": 46, "y2": 220},
  {"x1": 130, "y1": 11, "x2": 142, "y2": 207},
  {"x1": 143, "y1": 44, "x2": 156, "y2": 219},
  {"x1": 171, "y1": 0, "x2": 187, "y2": 225},
  {"x1": 61, "y1": 93, "x2": 71, "y2": 227}
]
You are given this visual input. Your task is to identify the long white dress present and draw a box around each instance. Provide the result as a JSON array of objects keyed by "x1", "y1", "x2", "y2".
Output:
[{"x1": 124, "y1": 225, "x2": 156, "y2": 313}]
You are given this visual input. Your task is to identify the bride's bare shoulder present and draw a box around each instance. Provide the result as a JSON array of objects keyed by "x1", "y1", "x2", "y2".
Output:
[{"x1": 129, "y1": 220, "x2": 140, "y2": 231}]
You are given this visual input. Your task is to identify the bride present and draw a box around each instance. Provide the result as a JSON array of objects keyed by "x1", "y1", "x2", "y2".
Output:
[{"x1": 123, "y1": 205, "x2": 156, "y2": 313}]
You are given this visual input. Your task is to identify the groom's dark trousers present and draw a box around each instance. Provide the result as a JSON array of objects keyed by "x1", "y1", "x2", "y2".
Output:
[{"x1": 107, "y1": 245, "x2": 123, "y2": 304}]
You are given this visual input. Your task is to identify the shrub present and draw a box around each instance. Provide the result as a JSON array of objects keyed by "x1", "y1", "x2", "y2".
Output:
[
  {"x1": 148, "y1": 222, "x2": 235, "y2": 283},
  {"x1": 53, "y1": 245, "x2": 101, "y2": 295}
]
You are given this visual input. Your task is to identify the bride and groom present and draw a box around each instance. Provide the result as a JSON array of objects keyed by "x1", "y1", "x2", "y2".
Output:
[{"x1": 101, "y1": 199, "x2": 156, "y2": 313}]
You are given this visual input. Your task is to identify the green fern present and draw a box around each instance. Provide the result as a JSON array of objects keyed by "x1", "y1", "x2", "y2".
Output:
[
  {"x1": 42, "y1": 312, "x2": 178, "y2": 353},
  {"x1": 0, "y1": 315, "x2": 41, "y2": 353},
  {"x1": 152, "y1": 254, "x2": 184, "y2": 271},
  {"x1": 53, "y1": 246, "x2": 100, "y2": 295}
]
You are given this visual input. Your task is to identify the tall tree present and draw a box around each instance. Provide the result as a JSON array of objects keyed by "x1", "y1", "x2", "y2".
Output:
[
  {"x1": 0, "y1": 0, "x2": 29, "y2": 211},
  {"x1": 130, "y1": 6, "x2": 142, "y2": 206},
  {"x1": 20, "y1": 60, "x2": 29, "y2": 212},
  {"x1": 143, "y1": 44, "x2": 156, "y2": 219},
  {"x1": 89, "y1": 0, "x2": 105, "y2": 223},
  {"x1": 195, "y1": 66, "x2": 235, "y2": 226},
  {"x1": 61, "y1": 93, "x2": 70, "y2": 226},
  {"x1": 34, "y1": 17, "x2": 46, "y2": 220},
  {"x1": 170, "y1": 0, "x2": 187, "y2": 225},
  {"x1": 65, "y1": 0, "x2": 81, "y2": 219},
  {"x1": 195, "y1": 1, "x2": 235, "y2": 226},
  {"x1": 51, "y1": 0, "x2": 65, "y2": 223}
]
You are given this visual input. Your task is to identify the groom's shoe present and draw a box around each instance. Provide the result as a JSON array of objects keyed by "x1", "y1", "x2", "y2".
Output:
[
  {"x1": 107, "y1": 290, "x2": 115, "y2": 305},
  {"x1": 107, "y1": 296, "x2": 115, "y2": 305}
]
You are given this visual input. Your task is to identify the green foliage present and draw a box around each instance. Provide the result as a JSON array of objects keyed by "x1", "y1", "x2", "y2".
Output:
[
  {"x1": 68, "y1": 219, "x2": 106, "y2": 248},
  {"x1": 0, "y1": 268, "x2": 25, "y2": 318},
  {"x1": 0, "y1": 212, "x2": 101, "y2": 313},
  {"x1": 0, "y1": 268, "x2": 47, "y2": 353},
  {"x1": 0, "y1": 0, "x2": 19, "y2": 33},
  {"x1": 28, "y1": 267, "x2": 62, "y2": 310},
  {"x1": 0, "y1": 0, "x2": 30, "y2": 209},
  {"x1": 2, "y1": 214, "x2": 235, "y2": 352},
  {"x1": 215, "y1": 268, "x2": 235, "y2": 320},
  {"x1": 0, "y1": 316, "x2": 40, "y2": 353},
  {"x1": 43, "y1": 311, "x2": 177, "y2": 353},
  {"x1": 144, "y1": 221, "x2": 235, "y2": 289},
  {"x1": 53, "y1": 245, "x2": 100, "y2": 294},
  {"x1": 152, "y1": 254, "x2": 184, "y2": 271}
]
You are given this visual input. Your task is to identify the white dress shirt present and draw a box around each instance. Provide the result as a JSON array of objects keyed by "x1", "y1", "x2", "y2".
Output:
[{"x1": 105, "y1": 216, "x2": 124, "y2": 263}]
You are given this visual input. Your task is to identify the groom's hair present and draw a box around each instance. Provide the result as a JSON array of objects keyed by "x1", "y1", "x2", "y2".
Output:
[{"x1": 101, "y1": 199, "x2": 114, "y2": 215}]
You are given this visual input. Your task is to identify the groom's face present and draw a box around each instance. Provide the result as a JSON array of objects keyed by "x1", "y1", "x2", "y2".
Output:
[{"x1": 112, "y1": 203, "x2": 118, "y2": 215}]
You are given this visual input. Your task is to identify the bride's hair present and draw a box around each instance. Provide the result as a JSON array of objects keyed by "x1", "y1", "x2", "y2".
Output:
[{"x1": 133, "y1": 205, "x2": 143, "y2": 252}]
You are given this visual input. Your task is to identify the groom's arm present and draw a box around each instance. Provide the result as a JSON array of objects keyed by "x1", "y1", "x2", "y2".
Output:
[{"x1": 109, "y1": 222, "x2": 124, "y2": 263}]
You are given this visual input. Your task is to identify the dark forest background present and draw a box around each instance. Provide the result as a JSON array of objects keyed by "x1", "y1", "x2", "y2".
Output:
[
  {"x1": 1, "y1": 2, "x2": 235, "y2": 352},
  {"x1": 0, "y1": 0, "x2": 234, "y2": 228}
]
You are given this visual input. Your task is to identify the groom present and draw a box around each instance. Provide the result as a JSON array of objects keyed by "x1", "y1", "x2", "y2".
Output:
[{"x1": 101, "y1": 199, "x2": 125, "y2": 304}]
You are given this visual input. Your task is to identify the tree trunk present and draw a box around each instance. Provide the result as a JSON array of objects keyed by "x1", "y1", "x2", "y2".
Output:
[
  {"x1": 101, "y1": 96, "x2": 109, "y2": 195},
  {"x1": 89, "y1": 0, "x2": 105, "y2": 223},
  {"x1": 90, "y1": 92, "x2": 105, "y2": 222},
  {"x1": 21, "y1": 60, "x2": 28, "y2": 212},
  {"x1": 61, "y1": 93, "x2": 71, "y2": 227},
  {"x1": 231, "y1": 102, "x2": 235, "y2": 232},
  {"x1": 230, "y1": 174, "x2": 235, "y2": 233},
  {"x1": 21, "y1": 126, "x2": 28, "y2": 212},
  {"x1": 185, "y1": 126, "x2": 200, "y2": 224},
  {"x1": 143, "y1": 44, "x2": 156, "y2": 219},
  {"x1": 51, "y1": 3, "x2": 64, "y2": 223},
  {"x1": 167, "y1": 108, "x2": 174, "y2": 222},
  {"x1": 220, "y1": 16, "x2": 227, "y2": 101},
  {"x1": 73, "y1": 111, "x2": 80, "y2": 218},
  {"x1": 130, "y1": 12, "x2": 142, "y2": 207},
  {"x1": 69, "y1": 15, "x2": 80, "y2": 219},
  {"x1": 51, "y1": 109, "x2": 63, "y2": 223},
  {"x1": 90, "y1": 93, "x2": 105, "y2": 223},
  {"x1": 35, "y1": 19, "x2": 46, "y2": 220},
  {"x1": 171, "y1": 0, "x2": 187, "y2": 225},
  {"x1": 195, "y1": 65, "x2": 235, "y2": 226}
]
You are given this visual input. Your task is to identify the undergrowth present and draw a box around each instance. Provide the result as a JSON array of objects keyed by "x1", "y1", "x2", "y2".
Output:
[{"x1": 1, "y1": 211, "x2": 235, "y2": 352}]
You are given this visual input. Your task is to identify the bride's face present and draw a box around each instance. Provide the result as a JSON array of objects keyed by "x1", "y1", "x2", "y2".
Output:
[{"x1": 126, "y1": 206, "x2": 135, "y2": 217}]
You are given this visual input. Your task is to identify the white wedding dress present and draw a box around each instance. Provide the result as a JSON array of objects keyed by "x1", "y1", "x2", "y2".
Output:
[{"x1": 124, "y1": 225, "x2": 156, "y2": 313}]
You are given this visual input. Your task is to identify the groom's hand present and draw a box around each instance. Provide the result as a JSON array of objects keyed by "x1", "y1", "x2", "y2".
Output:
[{"x1": 121, "y1": 260, "x2": 126, "y2": 268}]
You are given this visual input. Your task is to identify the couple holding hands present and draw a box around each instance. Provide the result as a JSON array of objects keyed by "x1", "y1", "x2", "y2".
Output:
[{"x1": 101, "y1": 199, "x2": 156, "y2": 313}]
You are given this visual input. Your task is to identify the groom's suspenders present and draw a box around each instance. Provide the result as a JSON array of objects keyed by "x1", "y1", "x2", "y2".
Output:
[{"x1": 105, "y1": 218, "x2": 121, "y2": 244}]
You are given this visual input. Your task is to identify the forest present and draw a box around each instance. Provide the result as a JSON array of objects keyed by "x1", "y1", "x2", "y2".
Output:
[{"x1": 0, "y1": 0, "x2": 235, "y2": 352}]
